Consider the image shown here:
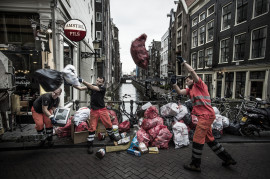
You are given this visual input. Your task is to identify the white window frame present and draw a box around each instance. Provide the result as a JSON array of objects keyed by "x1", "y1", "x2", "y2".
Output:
[
  {"x1": 192, "y1": 29, "x2": 198, "y2": 48},
  {"x1": 219, "y1": 37, "x2": 230, "y2": 64},
  {"x1": 252, "y1": 0, "x2": 270, "y2": 19},
  {"x1": 192, "y1": 17, "x2": 198, "y2": 27},
  {"x1": 177, "y1": 29, "x2": 182, "y2": 45},
  {"x1": 177, "y1": 12, "x2": 183, "y2": 28},
  {"x1": 232, "y1": 32, "x2": 246, "y2": 62},
  {"x1": 199, "y1": 11, "x2": 206, "y2": 22},
  {"x1": 205, "y1": 47, "x2": 213, "y2": 68},
  {"x1": 206, "y1": 20, "x2": 214, "y2": 43},
  {"x1": 197, "y1": 50, "x2": 204, "y2": 69},
  {"x1": 249, "y1": 26, "x2": 268, "y2": 60},
  {"x1": 96, "y1": 12, "x2": 102, "y2": 22},
  {"x1": 96, "y1": 0, "x2": 101, "y2": 2},
  {"x1": 207, "y1": 4, "x2": 215, "y2": 17},
  {"x1": 221, "y1": 2, "x2": 232, "y2": 31},
  {"x1": 191, "y1": 52, "x2": 197, "y2": 69},
  {"x1": 235, "y1": 0, "x2": 248, "y2": 26},
  {"x1": 198, "y1": 25, "x2": 205, "y2": 46},
  {"x1": 96, "y1": 31, "x2": 102, "y2": 40}
]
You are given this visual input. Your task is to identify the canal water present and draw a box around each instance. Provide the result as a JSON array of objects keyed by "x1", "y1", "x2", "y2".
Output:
[{"x1": 113, "y1": 80, "x2": 144, "y2": 121}]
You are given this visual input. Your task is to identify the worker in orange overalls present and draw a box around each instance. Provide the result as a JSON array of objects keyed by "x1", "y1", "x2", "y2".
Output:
[
  {"x1": 73, "y1": 77, "x2": 120, "y2": 154},
  {"x1": 31, "y1": 87, "x2": 62, "y2": 147},
  {"x1": 171, "y1": 56, "x2": 236, "y2": 172}
]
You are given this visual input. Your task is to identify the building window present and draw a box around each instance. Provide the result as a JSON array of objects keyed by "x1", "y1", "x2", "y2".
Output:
[
  {"x1": 236, "y1": 0, "x2": 248, "y2": 24},
  {"x1": 207, "y1": 4, "x2": 215, "y2": 16},
  {"x1": 206, "y1": 20, "x2": 214, "y2": 42},
  {"x1": 192, "y1": 17, "x2": 198, "y2": 26},
  {"x1": 205, "y1": 47, "x2": 213, "y2": 67},
  {"x1": 236, "y1": 72, "x2": 246, "y2": 98},
  {"x1": 254, "y1": 0, "x2": 269, "y2": 17},
  {"x1": 234, "y1": 33, "x2": 246, "y2": 61},
  {"x1": 220, "y1": 38, "x2": 230, "y2": 63},
  {"x1": 177, "y1": 29, "x2": 182, "y2": 44},
  {"x1": 96, "y1": 31, "x2": 102, "y2": 40},
  {"x1": 198, "y1": 50, "x2": 204, "y2": 69},
  {"x1": 96, "y1": 12, "x2": 102, "y2": 22},
  {"x1": 222, "y1": 3, "x2": 232, "y2": 30},
  {"x1": 177, "y1": 13, "x2": 182, "y2": 28},
  {"x1": 199, "y1": 12, "x2": 206, "y2": 22},
  {"x1": 96, "y1": 0, "x2": 101, "y2": 2},
  {"x1": 251, "y1": 26, "x2": 267, "y2": 59},
  {"x1": 191, "y1": 53, "x2": 197, "y2": 69},
  {"x1": 192, "y1": 30, "x2": 198, "y2": 48},
  {"x1": 199, "y1": 26, "x2": 205, "y2": 45}
]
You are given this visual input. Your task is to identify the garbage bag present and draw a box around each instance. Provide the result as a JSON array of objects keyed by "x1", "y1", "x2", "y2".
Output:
[
  {"x1": 141, "y1": 117, "x2": 164, "y2": 131},
  {"x1": 182, "y1": 112, "x2": 192, "y2": 125},
  {"x1": 212, "y1": 129, "x2": 222, "y2": 139},
  {"x1": 174, "y1": 105, "x2": 188, "y2": 121},
  {"x1": 137, "y1": 128, "x2": 151, "y2": 147},
  {"x1": 148, "y1": 125, "x2": 167, "y2": 140},
  {"x1": 223, "y1": 122, "x2": 241, "y2": 136},
  {"x1": 212, "y1": 114, "x2": 223, "y2": 131},
  {"x1": 55, "y1": 117, "x2": 72, "y2": 137},
  {"x1": 119, "y1": 120, "x2": 130, "y2": 132},
  {"x1": 108, "y1": 110, "x2": 119, "y2": 125},
  {"x1": 75, "y1": 121, "x2": 89, "y2": 132},
  {"x1": 34, "y1": 69, "x2": 63, "y2": 91},
  {"x1": 213, "y1": 107, "x2": 220, "y2": 115},
  {"x1": 129, "y1": 135, "x2": 139, "y2": 150},
  {"x1": 152, "y1": 127, "x2": 172, "y2": 149},
  {"x1": 73, "y1": 107, "x2": 90, "y2": 126},
  {"x1": 222, "y1": 116, "x2": 230, "y2": 128},
  {"x1": 61, "y1": 64, "x2": 80, "y2": 86},
  {"x1": 130, "y1": 34, "x2": 149, "y2": 70},
  {"x1": 172, "y1": 122, "x2": 189, "y2": 148},
  {"x1": 144, "y1": 106, "x2": 159, "y2": 119},
  {"x1": 160, "y1": 103, "x2": 180, "y2": 117}
]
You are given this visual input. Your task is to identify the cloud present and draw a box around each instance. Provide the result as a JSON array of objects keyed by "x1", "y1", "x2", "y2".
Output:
[{"x1": 111, "y1": 0, "x2": 175, "y2": 74}]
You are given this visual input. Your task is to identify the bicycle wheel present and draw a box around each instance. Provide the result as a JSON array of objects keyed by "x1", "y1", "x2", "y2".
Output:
[{"x1": 110, "y1": 108, "x2": 123, "y2": 124}]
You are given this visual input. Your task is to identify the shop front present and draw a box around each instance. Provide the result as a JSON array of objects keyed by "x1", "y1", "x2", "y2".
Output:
[{"x1": 0, "y1": 12, "x2": 50, "y2": 126}]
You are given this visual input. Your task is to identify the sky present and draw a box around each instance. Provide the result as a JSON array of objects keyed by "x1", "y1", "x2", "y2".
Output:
[{"x1": 110, "y1": 0, "x2": 176, "y2": 74}]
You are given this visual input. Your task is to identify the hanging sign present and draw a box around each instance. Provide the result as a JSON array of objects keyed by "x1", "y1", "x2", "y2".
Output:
[
  {"x1": 64, "y1": 19, "x2": 86, "y2": 42},
  {"x1": 35, "y1": 30, "x2": 50, "y2": 52}
]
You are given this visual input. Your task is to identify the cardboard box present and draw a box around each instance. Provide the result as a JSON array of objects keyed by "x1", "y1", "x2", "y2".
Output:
[
  {"x1": 71, "y1": 123, "x2": 89, "y2": 144},
  {"x1": 71, "y1": 120, "x2": 108, "y2": 144}
]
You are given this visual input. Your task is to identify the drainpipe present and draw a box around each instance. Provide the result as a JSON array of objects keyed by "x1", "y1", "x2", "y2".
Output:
[{"x1": 51, "y1": 0, "x2": 57, "y2": 70}]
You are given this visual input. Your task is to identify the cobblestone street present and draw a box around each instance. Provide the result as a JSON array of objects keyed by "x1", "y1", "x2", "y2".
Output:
[{"x1": 1, "y1": 143, "x2": 270, "y2": 179}]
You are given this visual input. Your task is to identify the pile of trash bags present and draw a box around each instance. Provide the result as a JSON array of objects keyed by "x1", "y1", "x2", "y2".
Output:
[{"x1": 137, "y1": 105, "x2": 172, "y2": 149}]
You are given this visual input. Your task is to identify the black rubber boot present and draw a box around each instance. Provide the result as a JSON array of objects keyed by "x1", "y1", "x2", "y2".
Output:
[
  {"x1": 87, "y1": 141, "x2": 93, "y2": 154},
  {"x1": 106, "y1": 128, "x2": 121, "y2": 142},
  {"x1": 87, "y1": 132, "x2": 95, "y2": 154},
  {"x1": 207, "y1": 140, "x2": 237, "y2": 166},
  {"x1": 183, "y1": 142, "x2": 204, "y2": 172},
  {"x1": 46, "y1": 128, "x2": 54, "y2": 147},
  {"x1": 37, "y1": 129, "x2": 45, "y2": 147}
]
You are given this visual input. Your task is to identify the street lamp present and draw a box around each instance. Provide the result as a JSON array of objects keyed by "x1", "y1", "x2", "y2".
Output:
[{"x1": 81, "y1": 40, "x2": 100, "y2": 59}]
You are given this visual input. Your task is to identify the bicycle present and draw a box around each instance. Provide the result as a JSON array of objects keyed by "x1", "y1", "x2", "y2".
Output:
[{"x1": 211, "y1": 97, "x2": 238, "y2": 122}]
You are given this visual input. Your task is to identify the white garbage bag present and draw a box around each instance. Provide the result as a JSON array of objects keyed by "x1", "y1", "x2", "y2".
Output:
[
  {"x1": 160, "y1": 103, "x2": 180, "y2": 117},
  {"x1": 222, "y1": 116, "x2": 230, "y2": 128},
  {"x1": 62, "y1": 64, "x2": 80, "y2": 86},
  {"x1": 172, "y1": 122, "x2": 189, "y2": 149},
  {"x1": 174, "y1": 105, "x2": 188, "y2": 121},
  {"x1": 212, "y1": 114, "x2": 223, "y2": 131},
  {"x1": 213, "y1": 107, "x2": 220, "y2": 115},
  {"x1": 73, "y1": 107, "x2": 90, "y2": 126},
  {"x1": 141, "y1": 102, "x2": 152, "y2": 110}
]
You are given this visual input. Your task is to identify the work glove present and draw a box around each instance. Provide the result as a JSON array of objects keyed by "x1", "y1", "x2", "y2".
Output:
[
  {"x1": 176, "y1": 56, "x2": 186, "y2": 64},
  {"x1": 49, "y1": 115, "x2": 57, "y2": 125},
  {"x1": 78, "y1": 77, "x2": 84, "y2": 83},
  {"x1": 170, "y1": 75, "x2": 177, "y2": 85}
]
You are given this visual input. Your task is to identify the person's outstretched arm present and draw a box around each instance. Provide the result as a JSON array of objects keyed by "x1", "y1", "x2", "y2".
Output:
[
  {"x1": 170, "y1": 75, "x2": 187, "y2": 95},
  {"x1": 177, "y1": 56, "x2": 199, "y2": 83}
]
